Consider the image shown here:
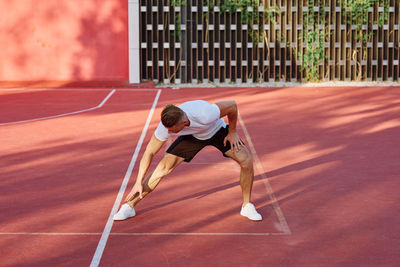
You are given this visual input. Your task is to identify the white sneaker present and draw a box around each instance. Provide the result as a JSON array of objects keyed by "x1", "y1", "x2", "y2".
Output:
[
  {"x1": 113, "y1": 204, "x2": 136, "y2": 220},
  {"x1": 240, "y1": 203, "x2": 262, "y2": 221}
]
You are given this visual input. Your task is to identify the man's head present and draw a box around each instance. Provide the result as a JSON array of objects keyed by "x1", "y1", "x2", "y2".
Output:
[{"x1": 161, "y1": 104, "x2": 188, "y2": 133}]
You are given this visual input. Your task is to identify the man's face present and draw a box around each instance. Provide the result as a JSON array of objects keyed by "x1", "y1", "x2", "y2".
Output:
[{"x1": 167, "y1": 120, "x2": 186, "y2": 133}]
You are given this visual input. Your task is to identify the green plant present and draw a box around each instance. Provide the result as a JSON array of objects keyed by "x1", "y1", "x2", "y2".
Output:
[
  {"x1": 170, "y1": 0, "x2": 186, "y2": 40},
  {"x1": 219, "y1": 0, "x2": 280, "y2": 44},
  {"x1": 298, "y1": 0, "x2": 329, "y2": 82},
  {"x1": 203, "y1": 0, "x2": 280, "y2": 45},
  {"x1": 202, "y1": 0, "x2": 280, "y2": 81},
  {"x1": 341, "y1": 0, "x2": 388, "y2": 43},
  {"x1": 341, "y1": 0, "x2": 389, "y2": 80},
  {"x1": 162, "y1": 0, "x2": 187, "y2": 82}
]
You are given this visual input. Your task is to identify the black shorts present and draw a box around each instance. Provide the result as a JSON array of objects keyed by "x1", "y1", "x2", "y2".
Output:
[{"x1": 166, "y1": 125, "x2": 236, "y2": 162}]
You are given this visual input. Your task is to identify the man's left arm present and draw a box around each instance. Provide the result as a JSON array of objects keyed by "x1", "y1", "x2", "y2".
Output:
[{"x1": 215, "y1": 100, "x2": 244, "y2": 152}]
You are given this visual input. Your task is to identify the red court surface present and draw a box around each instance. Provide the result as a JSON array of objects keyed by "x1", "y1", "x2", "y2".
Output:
[{"x1": 0, "y1": 86, "x2": 399, "y2": 266}]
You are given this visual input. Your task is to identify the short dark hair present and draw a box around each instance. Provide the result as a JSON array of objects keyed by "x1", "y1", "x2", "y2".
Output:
[{"x1": 161, "y1": 104, "x2": 184, "y2": 127}]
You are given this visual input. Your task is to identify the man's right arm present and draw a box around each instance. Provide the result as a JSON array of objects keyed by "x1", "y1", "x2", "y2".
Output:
[
  {"x1": 136, "y1": 134, "x2": 165, "y2": 184},
  {"x1": 125, "y1": 134, "x2": 165, "y2": 201}
]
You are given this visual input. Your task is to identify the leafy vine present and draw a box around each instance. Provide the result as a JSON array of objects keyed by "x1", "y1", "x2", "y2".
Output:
[
  {"x1": 298, "y1": 0, "x2": 329, "y2": 82},
  {"x1": 204, "y1": 0, "x2": 281, "y2": 81},
  {"x1": 164, "y1": 0, "x2": 186, "y2": 82},
  {"x1": 341, "y1": 0, "x2": 389, "y2": 80},
  {"x1": 164, "y1": 0, "x2": 392, "y2": 83}
]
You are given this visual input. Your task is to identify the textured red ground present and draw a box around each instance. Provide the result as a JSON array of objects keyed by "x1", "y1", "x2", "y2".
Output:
[{"x1": 1, "y1": 86, "x2": 399, "y2": 266}]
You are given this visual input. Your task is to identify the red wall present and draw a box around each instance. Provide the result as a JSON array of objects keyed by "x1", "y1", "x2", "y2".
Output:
[{"x1": 0, "y1": 0, "x2": 129, "y2": 86}]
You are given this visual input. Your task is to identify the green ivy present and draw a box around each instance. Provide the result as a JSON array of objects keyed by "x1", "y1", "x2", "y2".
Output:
[
  {"x1": 341, "y1": 0, "x2": 389, "y2": 80},
  {"x1": 167, "y1": 0, "x2": 391, "y2": 82},
  {"x1": 298, "y1": 0, "x2": 329, "y2": 82},
  {"x1": 341, "y1": 0, "x2": 389, "y2": 44},
  {"x1": 170, "y1": 0, "x2": 186, "y2": 40},
  {"x1": 205, "y1": 0, "x2": 281, "y2": 44}
]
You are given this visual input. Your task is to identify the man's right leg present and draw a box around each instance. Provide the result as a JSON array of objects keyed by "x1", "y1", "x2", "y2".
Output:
[{"x1": 127, "y1": 153, "x2": 185, "y2": 208}]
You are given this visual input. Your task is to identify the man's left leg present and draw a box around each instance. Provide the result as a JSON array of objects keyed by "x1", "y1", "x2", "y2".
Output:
[
  {"x1": 225, "y1": 146, "x2": 254, "y2": 205},
  {"x1": 225, "y1": 147, "x2": 262, "y2": 221}
]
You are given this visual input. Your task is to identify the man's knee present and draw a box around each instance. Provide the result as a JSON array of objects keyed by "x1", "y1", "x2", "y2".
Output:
[
  {"x1": 226, "y1": 147, "x2": 253, "y2": 168},
  {"x1": 157, "y1": 154, "x2": 183, "y2": 176},
  {"x1": 156, "y1": 162, "x2": 172, "y2": 177},
  {"x1": 240, "y1": 154, "x2": 253, "y2": 170}
]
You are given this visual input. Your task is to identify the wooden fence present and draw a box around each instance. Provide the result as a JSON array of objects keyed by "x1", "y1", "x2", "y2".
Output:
[{"x1": 139, "y1": 0, "x2": 400, "y2": 84}]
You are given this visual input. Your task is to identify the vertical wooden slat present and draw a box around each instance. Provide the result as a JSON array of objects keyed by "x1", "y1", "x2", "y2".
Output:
[
  {"x1": 199, "y1": 2, "x2": 204, "y2": 82},
  {"x1": 348, "y1": 4, "x2": 353, "y2": 81},
  {"x1": 328, "y1": 2, "x2": 333, "y2": 81},
  {"x1": 297, "y1": 0, "x2": 302, "y2": 81},
  {"x1": 139, "y1": 0, "x2": 146, "y2": 81},
  {"x1": 220, "y1": 5, "x2": 225, "y2": 83},
  {"x1": 150, "y1": 0, "x2": 154, "y2": 82},
  {"x1": 286, "y1": 0, "x2": 291, "y2": 82},
  {"x1": 280, "y1": 0, "x2": 285, "y2": 82},
  {"x1": 225, "y1": 4, "x2": 230, "y2": 83},
  {"x1": 388, "y1": 0, "x2": 394, "y2": 81},
  {"x1": 236, "y1": 4, "x2": 241, "y2": 83},
  {"x1": 264, "y1": 0, "x2": 269, "y2": 82},
  {"x1": 216, "y1": 4, "x2": 220, "y2": 83},
  {"x1": 395, "y1": 0, "x2": 399, "y2": 81},
  {"x1": 384, "y1": 2, "x2": 388, "y2": 81},
  {"x1": 195, "y1": 0, "x2": 200, "y2": 83},
  {"x1": 296, "y1": 0, "x2": 300, "y2": 82},
  {"x1": 205, "y1": 1, "x2": 208, "y2": 82},
  {"x1": 335, "y1": 2, "x2": 339, "y2": 81},
  {"x1": 367, "y1": 5, "x2": 372, "y2": 81},
  {"x1": 346, "y1": 3, "x2": 351, "y2": 81},
  {"x1": 165, "y1": 1, "x2": 170, "y2": 83},
  {"x1": 287, "y1": 0, "x2": 290, "y2": 82},
  {"x1": 379, "y1": 2, "x2": 383, "y2": 81},
  {"x1": 212, "y1": 3, "x2": 216, "y2": 83},
  {"x1": 373, "y1": 3, "x2": 378, "y2": 81},
  {"x1": 236, "y1": 4, "x2": 240, "y2": 83},
  {"x1": 148, "y1": 0, "x2": 154, "y2": 82},
  {"x1": 244, "y1": 7, "x2": 249, "y2": 82},
  {"x1": 230, "y1": 6, "x2": 235, "y2": 83}
]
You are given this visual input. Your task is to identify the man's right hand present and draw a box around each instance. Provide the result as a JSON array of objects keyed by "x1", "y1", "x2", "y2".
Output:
[{"x1": 125, "y1": 182, "x2": 143, "y2": 202}]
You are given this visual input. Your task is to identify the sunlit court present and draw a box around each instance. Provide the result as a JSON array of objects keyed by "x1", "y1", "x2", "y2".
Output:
[
  {"x1": 2, "y1": 0, "x2": 400, "y2": 265},
  {"x1": 1, "y1": 86, "x2": 399, "y2": 266}
]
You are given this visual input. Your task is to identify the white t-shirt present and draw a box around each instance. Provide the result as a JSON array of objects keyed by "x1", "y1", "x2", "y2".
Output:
[{"x1": 154, "y1": 100, "x2": 226, "y2": 141}]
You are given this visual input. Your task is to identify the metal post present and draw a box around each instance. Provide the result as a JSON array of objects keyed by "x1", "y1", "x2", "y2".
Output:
[{"x1": 180, "y1": 3, "x2": 187, "y2": 83}]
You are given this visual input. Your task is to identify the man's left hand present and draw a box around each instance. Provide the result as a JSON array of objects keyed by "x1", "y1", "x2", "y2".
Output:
[{"x1": 224, "y1": 131, "x2": 244, "y2": 152}]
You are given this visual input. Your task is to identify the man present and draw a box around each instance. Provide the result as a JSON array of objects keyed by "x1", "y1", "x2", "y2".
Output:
[{"x1": 113, "y1": 99, "x2": 262, "y2": 221}]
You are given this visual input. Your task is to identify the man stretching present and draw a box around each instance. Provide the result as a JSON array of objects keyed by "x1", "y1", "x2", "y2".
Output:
[{"x1": 113, "y1": 100, "x2": 262, "y2": 221}]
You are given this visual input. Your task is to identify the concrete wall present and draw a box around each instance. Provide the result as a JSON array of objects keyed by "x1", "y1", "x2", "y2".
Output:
[{"x1": 0, "y1": 0, "x2": 129, "y2": 86}]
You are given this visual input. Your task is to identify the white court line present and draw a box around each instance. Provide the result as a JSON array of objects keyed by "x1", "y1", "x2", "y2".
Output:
[
  {"x1": 0, "y1": 89, "x2": 116, "y2": 126},
  {"x1": 112, "y1": 232, "x2": 287, "y2": 236},
  {"x1": 0, "y1": 232, "x2": 102, "y2": 236},
  {"x1": 0, "y1": 232, "x2": 288, "y2": 236},
  {"x1": 238, "y1": 112, "x2": 292, "y2": 235},
  {"x1": 0, "y1": 88, "x2": 159, "y2": 91},
  {"x1": 90, "y1": 89, "x2": 162, "y2": 267}
]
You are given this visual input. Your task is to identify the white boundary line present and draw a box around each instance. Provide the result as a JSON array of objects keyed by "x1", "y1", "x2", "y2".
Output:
[
  {"x1": 0, "y1": 232, "x2": 288, "y2": 236},
  {"x1": 0, "y1": 89, "x2": 116, "y2": 126},
  {"x1": 0, "y1": 88, "x2": 159, "y2": 91},
  {"x1": 238, "y1": 112, "x2": 292, "y2": 235},
  {"x1": 89, "y1": 89, "x2": 162, "y2": 267}
]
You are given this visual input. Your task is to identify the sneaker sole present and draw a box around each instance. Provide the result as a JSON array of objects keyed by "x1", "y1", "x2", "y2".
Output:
[
  {"x1": 113, "y1": 214, "x2": 135, "y2": 221},
  {"x1": 240, "y1": 212, "x2": 263, "y2": 221}
]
